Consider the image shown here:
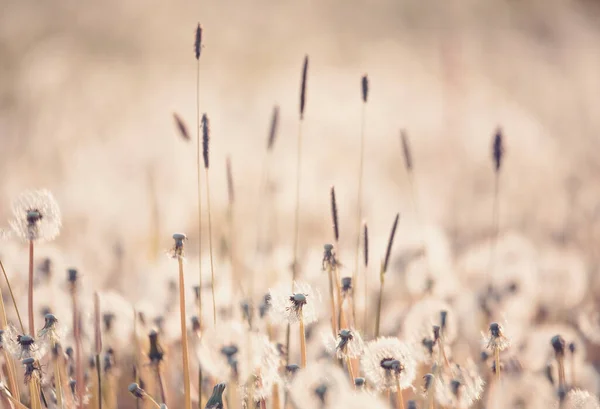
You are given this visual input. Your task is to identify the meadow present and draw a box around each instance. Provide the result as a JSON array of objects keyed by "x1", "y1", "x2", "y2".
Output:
[{"x1": 1, "y1": 1, "x2": 600, "y2": 408}]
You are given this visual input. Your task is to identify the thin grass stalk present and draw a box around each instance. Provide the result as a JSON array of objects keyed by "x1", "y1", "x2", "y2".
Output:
[
  {"x1": 288, "y1": 57, "x2": 309, "y2": 365},
  {"x1": 375, "y1": 213, "x2": 400, "y2": 338},
  {"x1": 178, "y1": 257, "x2": 192, "y2": 409},
  {"x1": 354, "y1": 76, "x2": 367, "y2": 334},
  {"x1": 194, "y1": 30, "x2": 205, "y2": 409},
  {"x1": 0, "y1": 260, "x2": 25, "y2": 333},
  {"x1": 94, "y1": 293, "x2": 103, "y2": 409},
  {"x1": 488, "y1": 128, "x2": 503, "y2": 282},
  {"x1": 362, "y1": 223, "x2": 369, "y2": 337},
  {"x1": 70, "y1": 278, "x2": 84, "y2": 409},
  {"x1": 205, "y1": 171, "x2": 217, "y2": 326},
  {"x1": 52, "y1": 345, "x2": 64, "y2": 409},
  {"x1": 0, "y1": 276, "x2": 19, "y2": 400},
  {"x1": 299, "y1": 312, "x2": 307, "y2": 368},
  {"x1": 226, "y1": 156, "x2": 237, "y2": 298},
  {"x1": 29, "y1": 381, "x2": 41, "y2": 409},
  {"x1": 28, "y1": 240, "x2": 34, "y2": 335},
  {"x1": 201, "y1": 113, "x2": 217, "y2": 327},
  {"x1": 132, "y1": 310, "x2": 142, "y2": 409},
  {"x1": 494, "y1": 347, "x2": 500, "y2": 383},
  {"x1": 196, "y1": 29, "x2": 203, "y2": 336},
  {"x1": 1, "y1": 389, "x2": 28, "y2": 409}
]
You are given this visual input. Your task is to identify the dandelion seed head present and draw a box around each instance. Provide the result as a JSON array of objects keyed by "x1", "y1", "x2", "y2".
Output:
[
  {"x1": 361, "y1": 337, "x2": 417, "y2": 391},
  {"x1": 269, "y1": 281, "x2": 321, "y2": 325},
  {"x1": 323, "y1": 328, "x2": 364, "y2": 359},
  {"x1": 404, "y1": 298, "x2": 458, "y2": 344},
  {"x1": 10, "y1": 189, "x2": 61, "y2": 242},
  {"x1": 484, "y1": 322, "x2": 511, "y2": 351},
  {"x1": 289, "y1": 362, "x2": 350, "y2": 409},
  {"x1": 330, "y1": 391, "x2": 389, "y2": 409},
  {"x1": 434, "y1": 362, "x2": 484, "y2": 408}
]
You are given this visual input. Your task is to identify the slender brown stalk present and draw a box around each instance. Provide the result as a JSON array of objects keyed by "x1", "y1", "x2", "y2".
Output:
[
  {"x1": 354, "y1": 74, "x2": 368, "y2": 336},
  {"x1": 288, "y1": 55, "x2": 309, "y2": 365},
  {"x1": 28, "y1": 240, "x2": 34, "y2": 335},
  {"x1": 0, "y1": 270, "x2": 19, "y2": 400},
  {"x1": 299, "y1": 312, "x2": 307, "y2": 368},
  {"x1": 345, "y1": 356, "x2": 356, "y2": 386},
  {"x1": 0, "y1": 260, "x2": 25, "y2": 333},
  {"x1": 226, "y1": 156, "x2": 237, "y2": 295},
  {"x1": 195, "y1": 23, "x2": 204, "y2": 409},
  {"x1": 94, "y1": 293, "x2": 103, "y2": 409},
  {"x1": 178, "y1": 256, "x2": 192, "y2": 409},
  {"x1": 69, "y1": 270, "x2": 84, "y2": 409},
  {"x1": 488, "y1": 127, "x2": 503, "y2": 278},
  {"x1": 396, "y1": 378, "x2": 405, "y2": 409},
  {"x1": 375, "y1": 213, "x2": 400, "y2": 338},
  {"x1": 202, "y1": 114, "x2": 217, "y2": 326},
  {"x1": 362, "y1": 223, "x2": 369, "y2": 336}
]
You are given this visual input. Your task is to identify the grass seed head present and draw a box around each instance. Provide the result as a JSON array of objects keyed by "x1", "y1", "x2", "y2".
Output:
[
  {"x1": 194, "y1": 23, "x2": 202, "y2": 60},
  {"x1": 361, "y1": 75, "x2": 368, "y2": 103}
]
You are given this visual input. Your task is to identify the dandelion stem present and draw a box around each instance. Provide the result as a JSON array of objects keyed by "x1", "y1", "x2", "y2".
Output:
[
  {"x1": 205, "y1": 169, "x2": 217, "y2": 326},
  {"x1": 0, "y1": 260, "x2": 25, "y2": 333},
  {"x1": 29, "y1": 381, "x2": 41, "y2": 409},
  {"x1": 362, "y1": 223, "x2": 369, "y2": 337},
  {"x1": 396, "y1": 378, "x2": 405, "y2": 409},
  {"x1": 299, "y1": 311, "x2": 307, "y2": 368},
  {"x1": 155, "y1": 368, "x2": 167, "y2": 405},
  {"x1": 178, "y1": 257, "x2": 192, "y2": 409},
  {"x1": 71, "y1": 280, "x2": 84, "y2": 409},
  {"x1": 345, "y1": 356, "x2": 356, "y2": 386},
  {"x1": 326, "y1": 263, "x2": 337, "y2": 336},
  {"x1": 28, "y1": 240, "x2": 34, "y2": 335},
  {"x1": 494, "y1": 346, "x2": 501, "y2": 382}
]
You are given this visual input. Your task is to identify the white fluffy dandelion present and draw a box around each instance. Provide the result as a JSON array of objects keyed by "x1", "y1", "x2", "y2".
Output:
[
  {"x1": 435, "y1": 362, "x2": 484, "y2": 409},
  {"x1": 268, "y1": 281, "x2": 321, "y2": 325},
  {"x1": 10, "y1": 190, "x2": 61, "y2": 242},
  {"x1": 361, "y1": 337, "x2": 417, "y2": 392},
  {"x1": 323, "y1": 328, "x2": 365, "y2": 359},
  {"x1": 289, "y1": 362, "x2": 350, "y2": 409}
]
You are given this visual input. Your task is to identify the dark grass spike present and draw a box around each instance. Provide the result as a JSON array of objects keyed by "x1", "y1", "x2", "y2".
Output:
[
  {"x1": 383, "y1": 213, "x2": 400, "y2": 273},
  {"x1": 493, "y1": 127, "x2": 503, "y2": 173},
  {"x1": 226, "y1": 156, "x2": 234, "y2": 205},
  {"x1": 361, "y1": 75, "x2": 368, "y2": 103},
  {"x1": 300, "y1": 55, "x2": 309, "y2": 120},
  {"x1": 400, "y1": 130, "x2": 413, "y2": 172},
  {"x1": 195, "y1": 24, "x2": 202, "y2": 60},
  {"x1": 202, "y1": 114, "x2": 210, "y2": 169},
  {"x1": 173, "y1": 113, "x2": 191, "y2": 141},
  {"x1": 330, "y1": 186, "x2": 339, "y2": 242},
  {"x1": 267, "y1": 106, "x2": 280, "y2": 151}
]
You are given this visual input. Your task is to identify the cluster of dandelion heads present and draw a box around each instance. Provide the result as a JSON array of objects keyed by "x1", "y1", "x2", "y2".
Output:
[
  {"x1": 361, "y1": 337, "x2": 417, "y2": 391},
  {"x1": 9, "y1": 189, "x2": 61, "y2": 242},
  {"x1": 289, "y1": 362, "x2": 350, "y2": 409},
  {"x1": 323, "y1": 328, "x2": 364, "y2": 359},
  {"x1": 268, "y1": 281, "x2": 321, "y2": 325},
  {"x1": 435, "y1": 362, "x2": 484, "y2": 409}
]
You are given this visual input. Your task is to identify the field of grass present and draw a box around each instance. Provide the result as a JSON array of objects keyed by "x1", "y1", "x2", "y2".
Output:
[{"x1": 2, "y1": 1, "x2": 600, "y2": 408}]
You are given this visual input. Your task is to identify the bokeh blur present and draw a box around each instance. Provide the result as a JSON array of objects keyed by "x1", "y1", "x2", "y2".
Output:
[{"x1": 3, "y1": 0, "x2": 600, "y2": 407}]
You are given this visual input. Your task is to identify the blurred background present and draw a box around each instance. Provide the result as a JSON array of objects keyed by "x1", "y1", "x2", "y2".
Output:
[{"x1": 3, "y1": 0, "x2": 600, "y2": 378}]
